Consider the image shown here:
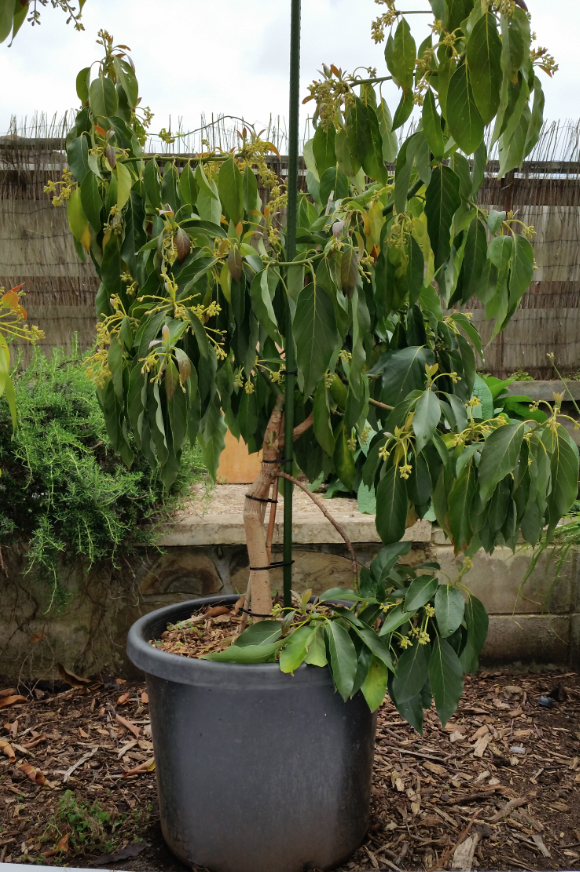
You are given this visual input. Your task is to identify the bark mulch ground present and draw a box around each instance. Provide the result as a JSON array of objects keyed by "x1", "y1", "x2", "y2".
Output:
[{"x1": 1, "y1": 667, "x2": 579, "y2": 872}]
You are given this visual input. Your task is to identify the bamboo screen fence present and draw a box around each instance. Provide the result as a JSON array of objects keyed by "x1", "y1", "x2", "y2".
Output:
[{"x1": 1, "y1": 114, "x2": 579, "y2": 378}]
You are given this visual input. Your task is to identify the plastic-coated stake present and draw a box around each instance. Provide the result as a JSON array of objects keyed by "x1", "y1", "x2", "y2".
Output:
[{"x1": 283, "y1": 0, "x2": 301, "y2": 610}]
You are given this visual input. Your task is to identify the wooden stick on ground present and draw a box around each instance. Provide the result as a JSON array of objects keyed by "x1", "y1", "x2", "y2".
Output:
[{"x1": 277, "y1": 471, "x2": 358, "y2": 578}]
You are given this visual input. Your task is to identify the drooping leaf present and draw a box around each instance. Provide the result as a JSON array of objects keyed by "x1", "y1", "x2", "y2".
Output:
[
  {"x1": 202, "y1": 640, "x2": 284, "y2": 663},
  {"x1": 413, "y1": 390, "x2": 441, "y2": 452},
  {"x1": 422, "y1": 89, "x2": 445, "y2": 159},
  {"x1": 386, "y1": 17, "x2": 416, "y2": 95},
  {"x1": 446, "y1": 63, "x2": 484, "y2": 155},
  {"x1": 89, "y1": 76, "x2": 118, "y2": 118},
  {"x1": 333, "y1": 422, "x2": 356, "y2": 492},
  {"x1": 428, "y1": 636, "x2": 464, "y2": 727},
  {"x1": 466, "y1": 13, "x2": 503, "y2": 125},
  {"x1": 376, "y1": 466, "x2": 408, "y2": 545},
  {"x1": 312, "y1": 124, "x2": 336, "y2": 176},
  {"x1": 217, "y1": 157, "x2": 244, "y2": 226},
  {"x1": 434, "y1": 585, "x2": 465, "y2": 638},
  {"x1": 294, "y1": 283, "x2": 340, "y2": 397},
  {"x1": 447, "y1": 457, "x2": 478, "y2": 552},
  {"x1": 392, "y1": 641, "x2": 431, "y2": 703},
  {"x1": 280, "y1": 625, "x2": 318, "y2": 674},
  {"x1": 478, "y1": 422, "x2": 526, "y2": 503},
  {"x1": 425, "y1": 166, "x2": 461, "y2": 274},
  {"x1": 361, "y1": 655, "x2": 390, "y2": 711},
  {"x1": 325, "y1": 620, "x2": 358, "y2": 701}
]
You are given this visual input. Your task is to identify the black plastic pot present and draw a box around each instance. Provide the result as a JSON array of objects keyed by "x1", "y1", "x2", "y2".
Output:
[{"x1": 127, "y1": 595, "x2": 377, "y2": 872}]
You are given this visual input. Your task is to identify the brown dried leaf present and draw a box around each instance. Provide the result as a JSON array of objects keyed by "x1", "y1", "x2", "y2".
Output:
[
  {"x1": 122, "y1": 756, "x2": 155, "y2": 776},
  {"x1": 0, "y1": 695, "x2": 27, "y2": 709},
  {"x1": 141, "y1": 691, "x2": 149, "y2": 704},
  {"x1": 78, "y1": 727, "x2": 89, "y2": 738},
  {"x1": 115, "y1": 713, "x2": 140, "y2": 739},
  {"x1": 57, "y1": 663, "x2": 90, "y2": 688},
  {"x1": 473, "y1": 735, "x2": 490, "y2": 758},
  {"x1": 105, "y1": 144, "x2": 117, "y2": 169},
  {"x1": 29, "y1": 632, "x2": 47, "y2": 643},
  {"x1": 0, "y1": 739, "x2": 16, "y2": 762},
  {"x1": 117, "y1": 693, "x2": 130, "y2": 706},
  {"x1": 205, "y1": 605, "x2": 231, "y2": 619},
  {"x1": 21, "y1": 733, "x2": 46, "y2": 749},
  {"x1": 0, "y1": 688, "x2": 16, "y2": 698},
  {"x1": 16, "y1": 761, "x2": 52, "y2": 787}
]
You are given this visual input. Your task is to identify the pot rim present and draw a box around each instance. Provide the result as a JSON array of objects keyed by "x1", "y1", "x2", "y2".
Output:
[{"x1": 127, "y1": 594, "x2": 334, "y2": 690}]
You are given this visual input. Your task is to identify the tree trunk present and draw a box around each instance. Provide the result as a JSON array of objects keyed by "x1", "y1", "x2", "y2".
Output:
[{"x1": 243, "y1": 395, "x2": 284, "y2": 620}]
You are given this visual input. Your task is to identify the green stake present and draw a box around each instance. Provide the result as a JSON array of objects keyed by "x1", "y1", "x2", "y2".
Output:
[{"x1": 283, "y1": 0, "x2": 301, "y2": 610}]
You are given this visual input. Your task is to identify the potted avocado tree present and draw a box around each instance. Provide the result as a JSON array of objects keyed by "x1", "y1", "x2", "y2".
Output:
[{"x1": 54, "y1": 4, "x2": 576, "y2": 871}]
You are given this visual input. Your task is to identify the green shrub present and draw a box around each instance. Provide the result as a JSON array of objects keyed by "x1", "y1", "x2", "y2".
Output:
[{"x1": 0, "y1": 341, "x2": 205, "y2": 592}]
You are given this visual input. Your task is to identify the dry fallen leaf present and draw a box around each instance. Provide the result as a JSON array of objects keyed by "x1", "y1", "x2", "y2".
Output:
[
  {"x1": 115, "y1": 713, "x2": 140, "y2": 739},
  {"x1": 0, "y1": 687, "x2": 17, "y2": 698},
  {"x1": 117, "y1": 693, "x2": 130, "y2": 705},
  {"x1": 57, "y1": 663, "x2": 91, "y2": 688},
  {"x1": 44, "y1": 832, "x2": 70, "y2": 857},
  {"x1": 473, "y1": 735, "x2": 490, "y2": 758},
  {"x1": 0, "y1": 738, "x2": 16, "y2": 762},
  {"x1": 21, "y1": 733, "x2": 46, "y2": 749},
  {"x1": 78, "y1": 727, "x2": 89, "y2": 738},
  {"x1": 28, "y1": 632, "x2": 48, "y2": 643},
  {"x1": 141, "y1": 691, "x2": 149, "y2": 704},
  {"x1": 122, "y1": 756, "x2": 155, "y2": 776},
  {"x1": 16, "y1": 761, "x2": 52, "y2": 787},
  {"x1": 0, "y1": 695, "x2": 27, "y2": 709}
]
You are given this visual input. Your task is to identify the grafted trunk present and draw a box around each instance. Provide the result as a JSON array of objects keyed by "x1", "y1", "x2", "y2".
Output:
[{"x1": 243, "y1": 395, "x2": 284, "y2": 620}]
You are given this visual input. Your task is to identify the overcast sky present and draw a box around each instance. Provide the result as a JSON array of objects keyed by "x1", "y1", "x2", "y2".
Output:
[{"x1": 0, "y1": 0, "x2": 577, "y2": 146}]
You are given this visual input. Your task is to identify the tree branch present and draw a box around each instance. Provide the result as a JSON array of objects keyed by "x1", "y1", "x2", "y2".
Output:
[
  {"x1": 279, "y1": 412, "x2": 314, "y2": 446},
  {"x1": 369, "y1": 397, "x2": 394, "y2": 411},
  {"x1": 277, "y1": 471, "x2": 358, "y2": 578}
]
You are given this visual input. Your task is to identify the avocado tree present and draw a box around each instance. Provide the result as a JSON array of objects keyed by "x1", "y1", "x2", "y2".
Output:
[{"x1": 55, "y1": 7, "x2": 577, "y2": 728}]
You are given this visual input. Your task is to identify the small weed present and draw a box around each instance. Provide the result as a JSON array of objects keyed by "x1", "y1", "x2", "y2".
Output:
[{"x1": 510, "y1": 369, "x2": 534, "y2": 381}]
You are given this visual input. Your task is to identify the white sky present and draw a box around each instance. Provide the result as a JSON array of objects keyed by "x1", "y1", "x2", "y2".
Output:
[{"x1": 0, "y1": 0, "x2": 578, "y2": 144}]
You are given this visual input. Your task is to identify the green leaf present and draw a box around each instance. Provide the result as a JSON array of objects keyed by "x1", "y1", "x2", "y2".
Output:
[
  {"x1": 312, "y1": 124, "x2": 336, "y2": 176},
  {"x1": 80, "y1": 171, "x2": 102, "y2": 232},
  {"x1": 462, "y1": 594, "x2": 489, "y2": 672},
  {"x1": 198, "y1": 400, "x2": 226, "y2": 481},
  {"x1": 422, "y1": 89, "x2": 445, "y2": 159},
  {"x1": 75, "y1": 67, "x2": 91, "y2": 104},
  {"x1": 352, "y1": 625, "x2": 394, "y2": 672},
  {"x1": 435, "y1": 585, "x2": 465, "y2": 638},
  {"x1": 376, "y1": 466, "x2": 408, "y2": 546},
  {"x1": 325, "y1": 620, "x2": 358, "y2": 701},
  {"x1": 217, "y1": 157, "x2": 244, "y2": 226},
  {"x1": 89, "y1": 76, "x2": 118, "y2": 118},
  {"x1": 346, "y1": 98, "x2": 387, "y2": 184},
  {"x1": 376, "y1": 98, "x2": 398, "y2": 163},
  {"x1": 478, "y1": 422, "x2": 526, "y2": 503},
  {"x1": 0, "y1": 0, "x2": 14, "y2": 43},
  {"x1": 67, "y1": 135, "x2": 90, "y2": 185},
  {"x1": 405, "y1": 575, "x2": 439, "y2": 611},
  {"x1": 66, "y1": 188, "x2": 90, "y2": 251},
  {"x1": 446, "y1": 63, "x2": 484, "y2": 156},
  {"x1": 466, "y1": 12, "x2": 502, "y2": 125},
  {"x1": 112, "y1": 57, "x2": 139, "y2": 109},
  {"x1": 386, "y1": 17, "x2": 416, "y2": 95},
  {"x1": 361, "y1": 655, "x2": 390, "y2": 711},
  {"x1": 333, "y1": 422, "x2": 356, "y2": 492},
  {"x1": 249, "y1": 271, "x2": 280, "y2": 344},
  {"x1": 447, "y1": 457, "x2": 478, "y2": 552},
  {"x1": 372, "y1": 346, "x2": 434, "y2": 408},
  {"x1": 379, "y1": 603, "x2": 413, "y2": 637},
  {"x1": 544, "y1": 425, "x2": 580, "y2": 533},
  {"x1": 392, "y1": 91, "x2": 414, "y2": 132},
  {"x1": 318, "y1": 588, "x2": 363, "y2": 604},
  {"x1": 508, "y1": 235, "x2": 534, "y2": 310},
  {"x1": 488, "y1": 235, "x2": 513, "y2": 270},
  {"x1": 0, "y1": 335, "x2": 16, "y2": 431},
  {"x1": 304, "y1": 625, "x2": 328, "y2": 666},
  {"x1": 456, "y1": 217, "x2": 488, "y2": 303},
  {"x1": 233, "y1": 620, "x2": 282, "y2": 647},
  {"x1": 116, "y1": 161, "x2": 133, "y2": 211},
  {"x1": 428, "y1": 636, "x2": 464, "y2": 726},
  {"x1": 394, "y1": 133, "x2": 419, "y2": 216},
  {"x1": 392, "y1": 642, "x2": 430, "y2": 703},
  {"x1": 313, "y1": 381, "x2": 335, "y2": 457},
  {"x1": 294, "y1": 283, "x2": 339, "y2": 398},
  {"x1": 425, "y1": 166, "x2": 461, "y2": 274},
  {"x1": 319, "y1": 166, "x2": 348, "y2": 207},
  {"x1": 413, "y1": 390, "x2": 441, "y2": 452},
  {"x1": 280, "y1": 625, "x2": 318, "y2": 674},
  {"x1": 341, "y1": 246, "x2": 359, "y2": 295},
  {"x1": 143, "y1": 158, "x2": 162, "y2": 210},
  {"x1": 202, "y1": 640, "x2": 284, "y2": 663}
]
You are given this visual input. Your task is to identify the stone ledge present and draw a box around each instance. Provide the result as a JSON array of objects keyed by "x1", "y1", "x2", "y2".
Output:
[{"x1": 158, "y1": 514, "x2": 432, "y2": 547}]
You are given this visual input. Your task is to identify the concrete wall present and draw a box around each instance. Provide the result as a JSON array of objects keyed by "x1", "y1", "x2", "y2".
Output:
[{"x1": 0, "y1": 516, "x2": 578, "y2": 684}]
